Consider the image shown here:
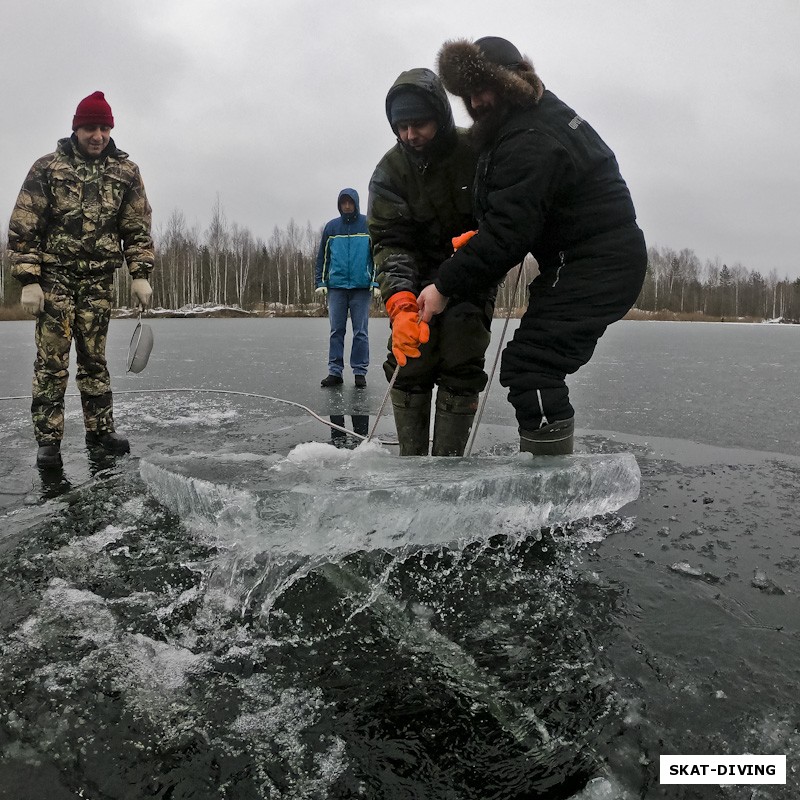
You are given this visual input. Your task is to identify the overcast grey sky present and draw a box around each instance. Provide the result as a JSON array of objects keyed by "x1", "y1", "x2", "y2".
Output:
[{"x1": 2, "y1": 1, "x2": 798, "y2": 278}]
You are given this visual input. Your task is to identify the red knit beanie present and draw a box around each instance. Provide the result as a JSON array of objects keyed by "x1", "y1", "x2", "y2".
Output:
[{"x1": 72, "y1": 91, "x2": 114, "y2": 131}]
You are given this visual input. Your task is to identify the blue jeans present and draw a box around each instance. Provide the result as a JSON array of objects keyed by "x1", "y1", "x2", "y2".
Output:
[{"x1": 326, "y1": 288, "x2": 371, "y2": 376}]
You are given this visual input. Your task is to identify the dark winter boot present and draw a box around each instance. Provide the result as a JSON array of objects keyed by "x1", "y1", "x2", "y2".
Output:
[
  {"x1": 390, "y1": 389, "x2": 431, "y2": 456},
  {"x1": 519, "y1": 417, "x2": 575, "y2": 455},
  {"x1": 431, "y1": 389, "x2": 478, "y2": 457},
  {"x1": 85, "y1": 431, "x2": 131, "y2": 454},
  {"x1": 36, "y1": 441, "x2": 63, "y2": 468}
]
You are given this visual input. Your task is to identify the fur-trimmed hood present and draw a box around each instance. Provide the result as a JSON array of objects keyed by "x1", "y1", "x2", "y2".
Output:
[{"x1": 437, "y1": 38, "x2": 544, "y2": 113}]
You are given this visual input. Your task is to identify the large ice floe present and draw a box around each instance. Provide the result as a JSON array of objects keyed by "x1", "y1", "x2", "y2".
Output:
[{"x1": 139, "y1": 440, "x2": 641, "y2": 558}]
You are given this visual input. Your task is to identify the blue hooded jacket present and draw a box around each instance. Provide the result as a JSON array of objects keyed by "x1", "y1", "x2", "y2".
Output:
[{"x1": 315, "y1": 188, "x2": 376, "y2": 290}]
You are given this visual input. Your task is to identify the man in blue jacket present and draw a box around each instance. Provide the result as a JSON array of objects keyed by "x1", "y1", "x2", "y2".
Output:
[{"x1": 315, "y1": 188, "x2": 378, "y2": 387}]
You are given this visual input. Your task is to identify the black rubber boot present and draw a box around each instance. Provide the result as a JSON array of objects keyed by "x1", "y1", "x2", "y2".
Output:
[
  {"x1": 85, "y1": 431, "x2": 131, "y2": 454},
  {"x1": 431, "y1": 389, "x2": 478, "y2": 457},
  {"x1": 36, "y1": 441, "x2": 63, "y2": 468},
  {"x1": 519, "y1": 417, "x2": 575, "y2": 455},
  {"x1": 390, "y1": 389, "x2": 431, "y2": 456},
  {"x1": 38, "y1": 465, "x2": 72, "y2": 500}
]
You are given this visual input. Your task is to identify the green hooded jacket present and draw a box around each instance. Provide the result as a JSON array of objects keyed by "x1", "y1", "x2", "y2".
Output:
[{"x1": 367, "y1": 68, "x2": 480, "y2": 302}]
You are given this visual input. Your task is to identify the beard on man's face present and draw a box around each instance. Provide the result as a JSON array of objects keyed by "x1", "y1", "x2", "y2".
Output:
[
  {"x1": 466, "y1": 97, "x2": 500, "y2": 123},
  {"x1": 466, "y1": 97, "x2": 513, "y2": 148},
  {"x1": 471, "y1": 103, "x2": 493, "y2": 119}
]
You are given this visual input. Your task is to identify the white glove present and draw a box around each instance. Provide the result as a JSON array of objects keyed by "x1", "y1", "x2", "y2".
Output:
[
  {"x1": 372, "y1": 286, "x2": 382, "y2": 299},
  {"x1": 315, "y1": 286, "x2": 328, "y2": 296},
  {"x1": 21, "y1": 283, "x2": 45, "y2": 316},
  {"x1": 131, "y1": 278, "x2": 153, "y2": 309}
]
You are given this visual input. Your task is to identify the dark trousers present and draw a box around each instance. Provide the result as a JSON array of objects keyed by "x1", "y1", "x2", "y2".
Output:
[
  {"x1": 384, "y1": 299, "x2": 492, "y2": 395},
  {"x1": 500, "y1": 226, "x2": 646, "y2": 430}
]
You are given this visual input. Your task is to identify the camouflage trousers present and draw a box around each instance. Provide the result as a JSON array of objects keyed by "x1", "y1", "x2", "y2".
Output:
[{"x1": 32, "y1": 269, "x2": 116, "y2": 444}]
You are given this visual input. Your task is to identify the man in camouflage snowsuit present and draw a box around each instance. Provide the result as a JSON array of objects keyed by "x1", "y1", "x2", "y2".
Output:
[{"x1": 8, "y1": 91, "x2": 154, "y2": 468}]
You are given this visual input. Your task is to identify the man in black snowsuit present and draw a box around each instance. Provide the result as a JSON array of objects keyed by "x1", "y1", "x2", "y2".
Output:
[{"x1": 418, "y1": 36, "x2": 647, "y2": 454}]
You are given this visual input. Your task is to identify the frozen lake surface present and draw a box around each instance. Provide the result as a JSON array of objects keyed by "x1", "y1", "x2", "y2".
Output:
[{"x1": 1, "y1": 318, "x2": 799, "y2": 799}]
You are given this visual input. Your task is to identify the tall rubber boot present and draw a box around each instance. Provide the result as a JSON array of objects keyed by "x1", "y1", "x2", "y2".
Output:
[
  {"x1": 390, "y1": 389, "x2": 432, "y2": 456},
  {"x1": 519, "y1": 417, "x2": 575, "y2": 455},
  {"x1": 431, "y1": 389, "x2": 478, "y2": 457}
]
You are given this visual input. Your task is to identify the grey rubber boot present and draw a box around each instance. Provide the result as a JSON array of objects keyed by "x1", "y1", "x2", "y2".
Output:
[
  {"x1": 519, "y1": 417, "x2": 575, "y2": 455},
  {"x1": 390, "y1": 389, "x2": 432, "y2": 456},
  {"x1": 431, "y1": 389, "x2": 478, "y2": 457}
]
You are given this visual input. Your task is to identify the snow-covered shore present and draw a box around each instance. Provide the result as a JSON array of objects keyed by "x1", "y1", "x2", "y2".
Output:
[{"x1": 113, "y1": 302, "x2": 325, "y2": 319}]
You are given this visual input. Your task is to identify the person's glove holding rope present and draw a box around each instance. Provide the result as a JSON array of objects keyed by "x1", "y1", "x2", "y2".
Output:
[{"x1": 385, "y1": 291, "x2": 430, "y2": 366}]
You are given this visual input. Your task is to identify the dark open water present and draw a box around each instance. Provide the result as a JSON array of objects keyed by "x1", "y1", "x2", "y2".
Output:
[{"x1": 1, "y1": 318, "x2": 798, "y2": 799}]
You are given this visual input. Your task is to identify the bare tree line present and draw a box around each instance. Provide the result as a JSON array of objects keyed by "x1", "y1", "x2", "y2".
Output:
[
  {"x1": 638, "y1": 245, "x2": 800, "y2": 320},
  {"x1": 0, "y1": 201, "x2": 323, "y2": 313},
  {"x1": 114, "y1": 199, "x2": 324, "y2": 312},
  {"x1": 1, "y1": 213, "x2": 799, "y2": 320}
]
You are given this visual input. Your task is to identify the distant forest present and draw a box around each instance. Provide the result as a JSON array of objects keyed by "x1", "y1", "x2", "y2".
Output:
[{"x1": 2, "y1": 200, "x2": 799, "y2": 321}]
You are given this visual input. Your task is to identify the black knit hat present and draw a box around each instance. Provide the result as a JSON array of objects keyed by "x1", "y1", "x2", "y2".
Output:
[
  {"x1": 389, "y1": 90, "x2": 436, "y2": 126},
  {"x1": 474, "y1": 36, "x2": 524, "y2": 68}
]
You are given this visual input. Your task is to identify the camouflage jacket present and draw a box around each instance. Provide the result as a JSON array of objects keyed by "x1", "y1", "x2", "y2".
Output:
[{"x1": 8, "y1": 135, "x2": 154, "y2": 285}]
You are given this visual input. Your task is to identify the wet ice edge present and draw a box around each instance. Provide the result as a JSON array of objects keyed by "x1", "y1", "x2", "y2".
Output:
[{"x1": 138, "y1": 441, "x2": 642, "y2": 557}]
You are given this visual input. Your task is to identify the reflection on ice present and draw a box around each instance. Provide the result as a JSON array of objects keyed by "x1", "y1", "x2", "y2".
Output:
[{"x1": 139, "y1": 441, "x2": 641, "y2": 557}]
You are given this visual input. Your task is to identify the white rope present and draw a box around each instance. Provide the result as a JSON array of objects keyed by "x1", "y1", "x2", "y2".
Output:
[
  {"x1": 367, "y1": 362, "x2": 401, "y2": 442},
  {"x1": 0, "y1": 387, "x2": 391, "y2": 442},
  {"x1": 464, "y1": 263, "x2": 525, "y2": 456}
]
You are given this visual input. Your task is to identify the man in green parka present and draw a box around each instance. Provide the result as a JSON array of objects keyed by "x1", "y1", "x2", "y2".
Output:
[
  {"x1": 368, "y1": 68, "x2": 495, "y2": 456},
  {"x1": 8, "y1": 91, "x2": 154, "y2": 468}
]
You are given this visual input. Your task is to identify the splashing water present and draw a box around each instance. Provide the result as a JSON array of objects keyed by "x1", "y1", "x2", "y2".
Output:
[{"x1": 1, "y1": 441, "x2": 644, "y2": 798}]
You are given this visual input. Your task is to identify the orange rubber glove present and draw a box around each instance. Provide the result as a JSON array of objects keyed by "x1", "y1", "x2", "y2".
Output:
[
  {"x1": 385, "y1": 291, "x2": 430, "y2": 367},
  {"x1": 451, "y1": 229, "x2": 477, "y2": 251}
]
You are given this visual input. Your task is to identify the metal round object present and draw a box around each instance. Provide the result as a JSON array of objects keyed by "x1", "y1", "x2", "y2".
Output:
[{"x1": 126, "y1": 320, "x2": 154, "y2": 373}]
